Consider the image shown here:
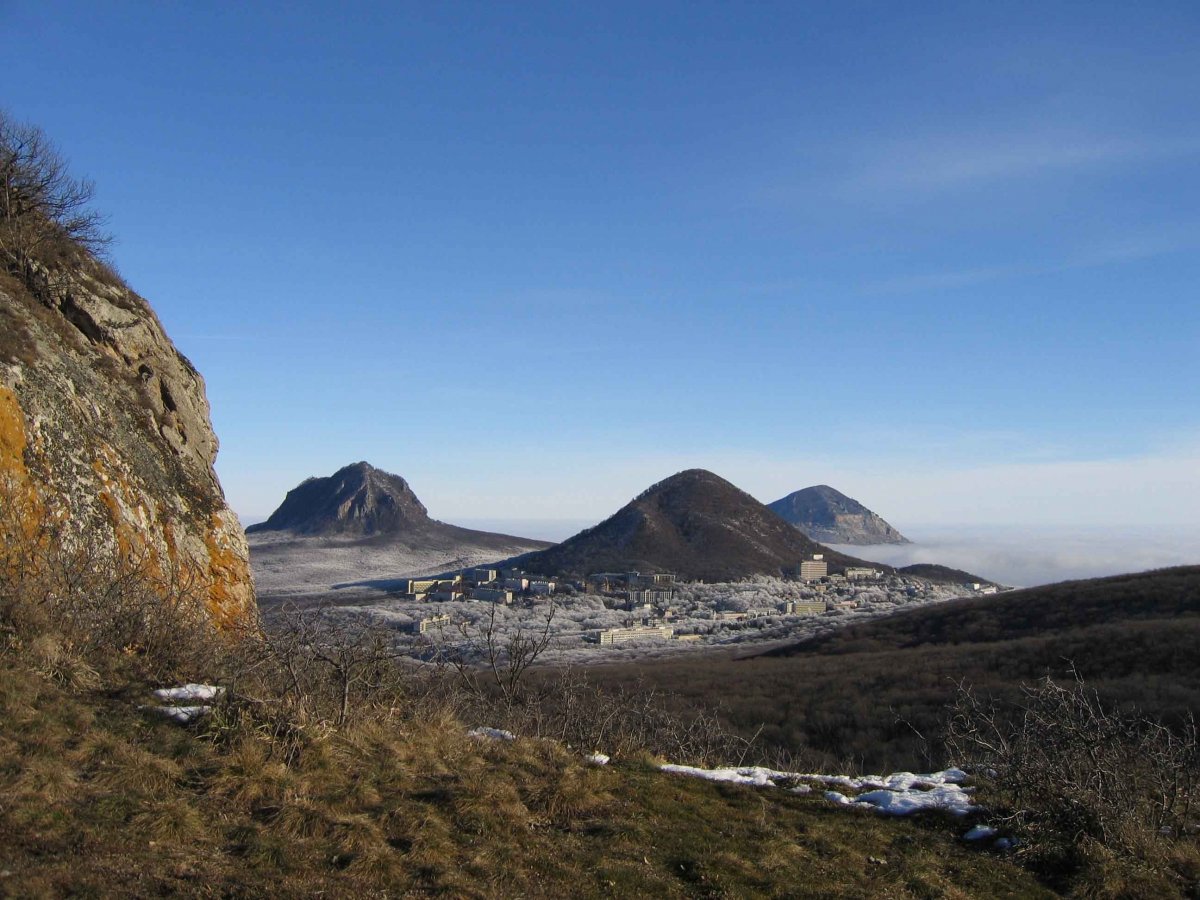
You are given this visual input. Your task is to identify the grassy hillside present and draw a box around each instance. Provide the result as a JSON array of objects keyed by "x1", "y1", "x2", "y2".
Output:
[
  {"x1": 0, "y1": 651, "x2": 1047, "y2": 898},
  {"x1": 786, "y1": 565, "x2": 1200, "y2": 652},
  {"x1": 579, "y1": 567, "x2": 1200, "y2": 773},
  {"x1": 2, "y1": 487, "x2": 1193, "y2": 895}
]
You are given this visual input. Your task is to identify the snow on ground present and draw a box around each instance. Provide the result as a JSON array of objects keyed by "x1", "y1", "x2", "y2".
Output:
[
  {"x1": 249, "y1": 532, "x2": 547, "y2": 605},
  {"x1": 964, "y1": 824, "x2": 999, "y2": 841},
  {"x1": 467, "y1": 726, "x2": 516, "y2": 741},
  {"x1": 142, "y1": 684, "x2": 226, "y2": 725},
  {"x1": 144, "y1": 705, "x2": 211, "y2": 724},
  {"x1": 153, "y1": 684, "x2": 225, "y2": 702},
  {"x1": 659, "y1": 763, "x2": 974, "y2": 817}
]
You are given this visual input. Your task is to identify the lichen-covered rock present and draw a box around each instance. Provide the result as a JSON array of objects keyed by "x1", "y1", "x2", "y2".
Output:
[{"x1": 0, "y1": 264, "x2": 255, "y2": 628}]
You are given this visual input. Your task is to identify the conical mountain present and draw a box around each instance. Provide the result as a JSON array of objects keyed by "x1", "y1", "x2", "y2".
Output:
[
  {"x1": 517, "y1": 469, "x2": 881, "y2": 582},
  {"x1": 768, "y1": 485, "x2": 910, "y2": 545},
  {"x1": 247, "y1": 462, "x2": 553, "y2": 603},
  {"x1": 247, "y1": 461, "x2": 429, "y2": 536}
]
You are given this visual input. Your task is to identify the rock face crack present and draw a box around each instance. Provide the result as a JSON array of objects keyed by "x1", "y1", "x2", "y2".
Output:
[
  {"x1": 158, "y1": 380, "x2": 177, "y2": 413},
  {"x1": 58, "y1": 293, "x2": 106, "y2": 345}
]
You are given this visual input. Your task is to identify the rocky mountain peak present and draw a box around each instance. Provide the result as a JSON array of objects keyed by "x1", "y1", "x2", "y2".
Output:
[
  {"x1": 768, "y1": 485, "x2": 910, "y2": 545},
  {"x1": 248, "y1": 461, "x2": 430, "y2": 536}
]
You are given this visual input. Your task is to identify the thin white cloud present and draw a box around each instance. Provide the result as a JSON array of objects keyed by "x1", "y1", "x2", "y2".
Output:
[
  {"x1": 862, "y1": 225, "x2": 1200, "y2": 295},
  {"x1": 863, "y1": 263, "x2": 1031, "y2": 295},
  {"x1": 848, "y1": 130, "x2": 1200, "y2": 195}
]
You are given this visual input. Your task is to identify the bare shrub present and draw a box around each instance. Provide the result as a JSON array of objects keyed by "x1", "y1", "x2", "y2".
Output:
[
  {"x1": 251, "y1": 604, "x2": 413, "y2": 730},
  {"x1": 0, "y1": 474, "x2": 225, "y2": 685},
  {"x1": 425, "y1": 601, "x2": 556, "y2": 725},
  {"x1": 0, "y1": 110, "x2": 110, "y2": 290},
  {"x1": 946, "y1": 672, "x2": 1198, "y2": 876},
  {"x1": 421, "y1": 604, "x2": 756, "y2": 765},
  {"x1": 537, "y1": 672, "x2": 761, "y2": 767}
]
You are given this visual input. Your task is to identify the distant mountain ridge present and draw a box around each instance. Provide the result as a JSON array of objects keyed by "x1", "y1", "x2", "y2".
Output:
[
  {"x1": 768, "y1": 485, "x2": 910, "y2": 545},
  {"x1": 515, "y1": 468, "x2": 883, "y2": 582}
]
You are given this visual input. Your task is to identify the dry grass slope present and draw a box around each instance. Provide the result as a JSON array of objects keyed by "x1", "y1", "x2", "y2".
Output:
[{"x1": 0, "y1": 654, "x2": 1052, "y2": 898}]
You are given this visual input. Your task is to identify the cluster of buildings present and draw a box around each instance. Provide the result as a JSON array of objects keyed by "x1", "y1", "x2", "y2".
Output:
[
  {"x1": 795, "y1": 553, "x2": 881, "y2": 584},
  {"x1": 793, "y1": 554, "x2": 884, "y2": 589},
  {"x1": 589, "y1": 572, "x2": 683, "y2": 644},
  {"x1": 402, "y1": 567, "x2": 558, "y2": 605},
  {"x1": 586, "y1": 571, "x2": 677, "y2": 604},
  {"x1": 596, "y1": 624, "x2": 676, "y2": 645},
  {"x1": 398, "y1": 559, "x2": 912, "y2": 646},
  {"x1": 410, "y1": 612, "x2": 451, "y2": 634}
]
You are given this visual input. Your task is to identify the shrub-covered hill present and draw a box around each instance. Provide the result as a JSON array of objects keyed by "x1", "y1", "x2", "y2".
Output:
[
  {"x1": 579, "y1": 567, "x2": 1200, "y2": 774},
  {"x1": 0, "y1": 654, "x2": 1047, "y2": 898},
  {"x1": 769, "y1": 565, "x2": 1200, "y2": 655},
  {"x1": 516, "y1": 469, "x2": 880, "y2": 582},
  {"x1": 896, "y1": 563, "x2": 997, "y2": 586}
]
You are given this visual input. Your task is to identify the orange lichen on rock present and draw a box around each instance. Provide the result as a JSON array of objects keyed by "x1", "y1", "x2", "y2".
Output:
[
  {"x1": 92, "y1": 453, "x2": 255, "y2": 630},
  {"x1": 2, "y1": 265, "x2": 256, "y2": 636},
  {"x1": 204, "y1": 513, "x2": 256, "y2": 630},
  {"x1": 163, "y1": 521, "x2": 179, "y2": 566},
  {"x1": 91, "y1": 448, "x2": 156, "y2": 568},
  {"x1": 0, "y1": 384, "x2": 44, "y2": 531},
  {"x1": 0, "y1": 384, "x2": 30, "y2": 478}
]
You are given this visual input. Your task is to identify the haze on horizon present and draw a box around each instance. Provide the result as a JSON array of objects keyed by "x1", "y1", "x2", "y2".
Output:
[{"x1": 7, "y1": 2, "x2": 1199, "y2": 562}]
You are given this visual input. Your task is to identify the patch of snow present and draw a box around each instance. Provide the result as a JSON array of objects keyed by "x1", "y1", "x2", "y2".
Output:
[
  {"x1": 587, "y1": 753, "x2": 610, "y2": 765},
  {"x1": 659, "y1": 762, "x2": 978, "y2": 817},
  {"x1": 963, "y1": 824, "x2": 998, "y2": 841},
  {"x1": 467, "y1": 726, "x2": 515, "y2": 741},
  {"x1": 659, "y1": 764, "x2": 779, "y2": 787},
  {"x1": 994, "y1": 837, "x2": 1017, "y2": 851},
  {"x1": 143, "y1": 705, "x2": 211, "y2": 724},
  {"x1": 153, "y1": 684, "x2": 225, "y2": 703},
  {"x1": 853, "y1": 783, "x2": 972, "y2": 816}
]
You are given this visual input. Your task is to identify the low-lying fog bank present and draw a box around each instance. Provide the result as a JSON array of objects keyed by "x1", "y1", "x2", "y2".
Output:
[{"x1": 829, "y1": 524, "x2": 1200, "y2": 587}]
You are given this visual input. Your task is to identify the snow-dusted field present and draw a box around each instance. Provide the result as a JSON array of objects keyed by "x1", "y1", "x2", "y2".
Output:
[
  {"x1": 249, "y1": 530, "x2": 547, "y2": 608},
  {"x1": 270, "y1": 572, "x2": 986, "y2": 665}
]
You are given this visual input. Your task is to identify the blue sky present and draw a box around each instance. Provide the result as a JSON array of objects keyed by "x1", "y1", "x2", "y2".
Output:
[{"x1": 6, "y1": 1, "x2": 1199, "y2": 532}]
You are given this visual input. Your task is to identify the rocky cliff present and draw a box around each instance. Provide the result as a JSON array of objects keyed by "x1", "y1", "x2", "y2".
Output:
[{"x1": 0, "y1": 261, "x2": 255, "y2": 628}]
